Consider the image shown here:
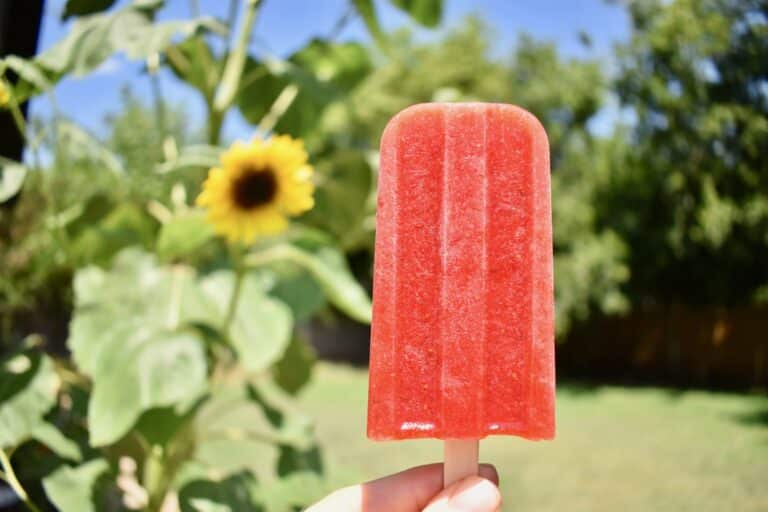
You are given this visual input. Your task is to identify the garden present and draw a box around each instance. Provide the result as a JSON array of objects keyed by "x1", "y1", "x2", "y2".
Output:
[{"x1": 0, "y1": 0, "x2": 766, "y2": 510}]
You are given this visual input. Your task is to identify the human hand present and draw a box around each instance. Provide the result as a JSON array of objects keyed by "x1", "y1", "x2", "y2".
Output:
[{"x1": 306, "y1": 463, "x2": 501, "y2": 512}]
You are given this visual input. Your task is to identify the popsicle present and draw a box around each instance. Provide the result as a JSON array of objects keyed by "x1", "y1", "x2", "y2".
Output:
[{"x1": 367, "y1": 102, "x2": 555, "y2": 484}]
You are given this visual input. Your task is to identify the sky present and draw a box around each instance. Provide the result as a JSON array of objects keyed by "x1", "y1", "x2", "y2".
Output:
[{"x1": 29, "y1": 0, "x2": 631, "y2": 141}]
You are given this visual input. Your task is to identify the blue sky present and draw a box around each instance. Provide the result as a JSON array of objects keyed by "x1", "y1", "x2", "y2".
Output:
[{"x1": 30, "y1": 0, "x2": 630, "y2": 141}]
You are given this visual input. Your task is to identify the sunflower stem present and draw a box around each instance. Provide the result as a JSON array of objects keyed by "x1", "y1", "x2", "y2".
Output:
[
  {"x1": 223, "y1": 243, "x2": 245, "y2": 336},
  {"x1": 0, "y1": 449, "x2": 42, "y2": 512},
  {"x1": 213, "y1": 0, "x2": 262, "y2": 114},
  {"x1": 207, "y1": 109, "x2": 224, "y2": 145}
]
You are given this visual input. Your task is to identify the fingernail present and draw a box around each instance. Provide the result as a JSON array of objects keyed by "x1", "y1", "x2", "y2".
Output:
[{"x1": 448, "y1": 476, "x2": 501, "y2": 511}]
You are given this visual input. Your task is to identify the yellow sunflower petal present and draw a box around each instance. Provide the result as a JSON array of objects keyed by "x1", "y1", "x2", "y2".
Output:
[{"x1": 196, "y1": 134, "x2": 315, "y2": 244}]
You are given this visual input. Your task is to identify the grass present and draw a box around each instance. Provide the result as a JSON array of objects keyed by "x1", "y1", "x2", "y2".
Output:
[{"x1": 298, "y1": 362, "x2": 768, "y2": 512}]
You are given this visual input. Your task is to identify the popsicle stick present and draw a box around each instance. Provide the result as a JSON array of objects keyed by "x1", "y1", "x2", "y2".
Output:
[{"x1": 443, "y1": 440, "x2": 479, "y2": 487}]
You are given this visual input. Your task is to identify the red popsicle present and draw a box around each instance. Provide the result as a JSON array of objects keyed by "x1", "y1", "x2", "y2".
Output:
[{"x1": 367, "y1": 103, "x2": 555, "y2": 483}]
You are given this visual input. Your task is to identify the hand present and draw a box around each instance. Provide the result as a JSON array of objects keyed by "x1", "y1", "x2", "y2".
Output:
[{"x1": 307, "y1": 463, "x2": 501, "y2": 512}]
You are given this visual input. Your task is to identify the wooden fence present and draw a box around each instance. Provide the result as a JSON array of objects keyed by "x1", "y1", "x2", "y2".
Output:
[{"x1": 557, "y1": 304, "x2": 768, "y2": 389}]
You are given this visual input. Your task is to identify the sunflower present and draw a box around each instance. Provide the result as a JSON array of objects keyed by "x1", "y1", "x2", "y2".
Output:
[{"x1": 197, "y1": 135, "x2": 314, "y2": 244}]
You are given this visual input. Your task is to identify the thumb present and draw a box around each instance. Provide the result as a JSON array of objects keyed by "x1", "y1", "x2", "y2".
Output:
[{"x1": 422, "y1": 476, "x2": 502, "y2": 512}]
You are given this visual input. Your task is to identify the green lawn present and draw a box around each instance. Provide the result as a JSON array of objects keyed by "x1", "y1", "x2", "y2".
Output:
[{"x1": 299, "y1": 362, "x2": 768, "y2": 512}]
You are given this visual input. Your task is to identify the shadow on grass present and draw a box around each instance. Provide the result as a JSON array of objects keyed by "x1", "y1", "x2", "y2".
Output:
[
  {"x1": 556, "y1": 379, "x2": 602, "y2": 396},
  {"x1": 731, "y1": 407, "x2": 768, "y2": 427}
]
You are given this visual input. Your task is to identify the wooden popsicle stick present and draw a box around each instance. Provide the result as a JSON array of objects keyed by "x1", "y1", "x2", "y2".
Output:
[{"x1": 443, "y1": 440, "x2": 479, "y2": 487}]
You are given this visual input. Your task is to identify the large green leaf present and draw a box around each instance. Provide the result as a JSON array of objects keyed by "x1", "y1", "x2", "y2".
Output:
[
  {"x1": 390, "y1": 0, "x2": 443, "y2": 27},
  {"x1": 37, "y1": 7, "x2": 222, "y2": 76},
  {"x1": 62, "y1": 0, "x2": 117, "y2": 20},
  {"x1": 292, "y1": 39, "x2": 371, "y2": 90},
  {"x1": 4, "y1": 3, "x2": 223, "y2": 101},
  {"x1": 156, "y1": 209, "x2": 215, "y2": 261},
  {"x1": 246, "y1": 240, "x2": 372, "y2": 324},
  {"x1": 89, "y1": 331, "x2": 207, "y2": 446},
  {"x1": 42, "y1": 459, "x2": 111, "y2": 512},
  {"x1": 200, "y1": 272, "x2": 293, "y2": 372},
  {"x1": 0, "y1": 159, "x2": 27, "y2": 203},
  {"x1": 235, "y1": 40, "x2": 371, "y2": 141},
  {"x1": 165, "y1": 35, "x2": 224, "y2": 101},
  {"x1": 68, "y1": 249, "x2": 213, "y2": 446},
  {"x1": 0, "y1": 351, "x2": 58, "y2": 448},
  {"x1": 69, "y1": 250, "x2": 214, "y2": 371}
]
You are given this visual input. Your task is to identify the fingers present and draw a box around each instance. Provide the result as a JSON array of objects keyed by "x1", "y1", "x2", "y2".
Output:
[
  {"x1": 306, "y1": 463, "x2": 499, "y2": 512},
  {"x1": 422, "y1": 475, "x2": 502, "y2": 512},
  {"x1": 308, "y1": 464, "x2": 443, "y2": 512}
]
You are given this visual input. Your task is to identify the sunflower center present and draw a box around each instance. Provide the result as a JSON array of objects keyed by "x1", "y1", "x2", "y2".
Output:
[{"x1": 231, "y1": 168, "x2": 278, "y2": 209}]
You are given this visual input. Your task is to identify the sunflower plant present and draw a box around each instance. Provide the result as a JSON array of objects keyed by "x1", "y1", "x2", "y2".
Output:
[{"x1": 0, "y1": 0, "x2": 442, "y2": 510}]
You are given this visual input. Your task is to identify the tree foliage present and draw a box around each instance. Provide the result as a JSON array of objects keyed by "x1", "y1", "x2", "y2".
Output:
[{"x1": 605, "y1": 0, "x2": 768, "y2": 304}]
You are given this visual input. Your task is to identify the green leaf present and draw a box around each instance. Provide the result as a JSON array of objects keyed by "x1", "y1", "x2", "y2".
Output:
[
  {"x1": 235, "y1": 40, "x2": 371, "y2": 141},
  {"x1": 31, "y1": 422, "x2": 82, "y2": 461},
  {"x1": 89, "y1": 330, "x2": 207, "y2": 446},
  {"x1": 37, "y1": 3, "x2": 222, "y2": 78},
  {"x1": 156, "y1": 210, "x2": 215, "y2": 261},
  {"x1": 166, "y1": 35, "x2": 224, "y2": 100},
  {"x1": 135, "y1": 405, "x2": 198, "y2": 447},
  {"x1": 352, "y1": 0, "x2": 388, "y2": 50},
  {"x1": 0, "y1": 351, "x2": 58, "y2": 448},
  {"x1": 268, "y1": 268, "x2": 326, "y2": 323},
  {"x1": 292, "y1": 243, "x2": 371, "y2": 323},
  {"x1": 200, "y1": 272, "x2": 293, "y2": 372},
  {"x1": 62, "y1": 0, "x2": 117, "y2": 20},
  {"x1": 68, "y1": 249, "x2": 212, "y2": 445},
  {"x1": 69, "y1": 250, "x2": 211, "y2": 372},
  {"x1": 292, "y1": 39, "x2": 372, "y2": 91},
  {"x1": 246, "y1": 379, "x2": 314, "y2": 450},
  {"x1": 179, "y1": 471, "x2": 259, "y2": 512},
  {"x1": 195, "y1": 382, "x2": 312, "y2": 452},
  {"x1": 247, "y1": 242, "x2": 372, "y2": 324},
  {"x1": 2, "y1": 56, "x2": 54, "y2": 96},
  {"x1": 390, "y1": 0, "x2": 443, "y2": 27},
  {"x1": 272, "y1": 336, "x2": 316, "y2": 395},
  {"x1": 0, "y1": 159, "x2": 27, "y2": 203},
  {"x1": 42, "y1": 459, "x2": 111, "y2": 512},
  {"x1": 301, "y1": 149, "x2": 373, "y2": 248}
]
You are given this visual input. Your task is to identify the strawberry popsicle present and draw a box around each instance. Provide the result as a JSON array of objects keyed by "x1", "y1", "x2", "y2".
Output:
[{"x1": 367, "y1": 103, "x2": 555, "y2": 482}]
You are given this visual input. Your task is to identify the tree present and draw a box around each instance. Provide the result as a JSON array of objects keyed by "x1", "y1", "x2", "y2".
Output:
[{"x1": 604, "y1": 0, "x2": 768, "y2": 305}]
